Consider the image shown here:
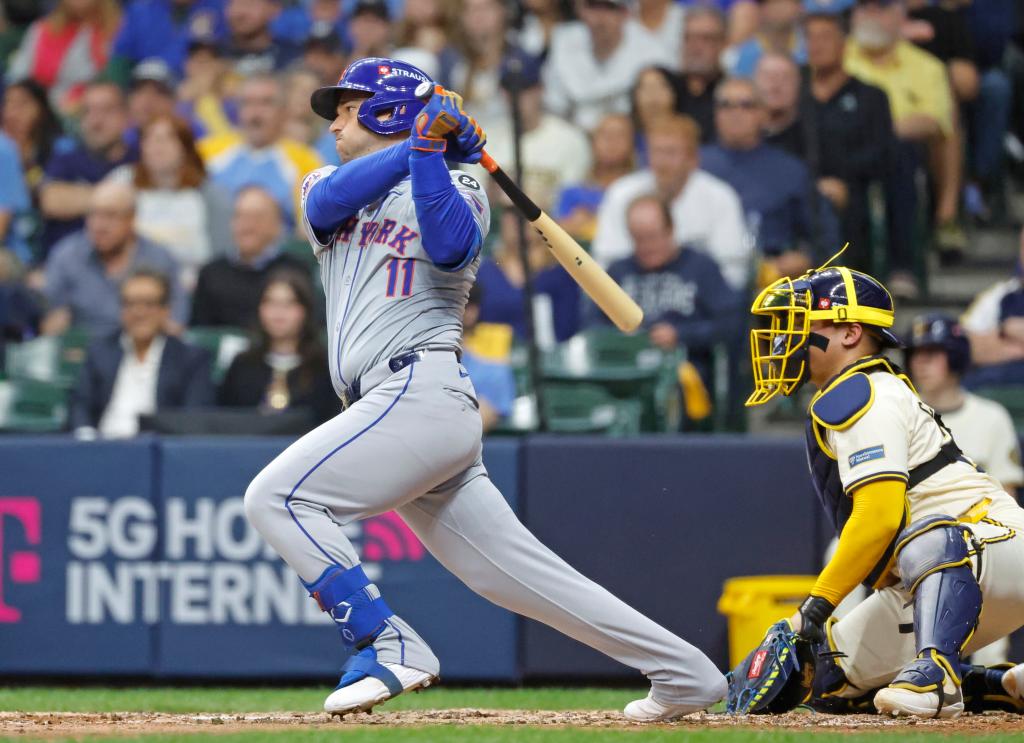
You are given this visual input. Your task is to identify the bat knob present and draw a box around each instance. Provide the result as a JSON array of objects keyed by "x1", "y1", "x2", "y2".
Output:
[{"x1": 414, "y1": 81, "x2": 434, "y2": 100}]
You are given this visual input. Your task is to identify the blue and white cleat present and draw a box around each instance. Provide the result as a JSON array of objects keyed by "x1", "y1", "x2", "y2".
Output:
[{"x1": 324, "y1": 647, "x2": 438, "y2": 717}]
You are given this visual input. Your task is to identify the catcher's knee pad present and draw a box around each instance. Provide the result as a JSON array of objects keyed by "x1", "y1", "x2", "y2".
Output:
[
  {"x1": 304, "y1": 564, "x2": 394, "y2": 650},
  {"x1": 895, "y1": 515, "x2": 982, "y2": 661}
]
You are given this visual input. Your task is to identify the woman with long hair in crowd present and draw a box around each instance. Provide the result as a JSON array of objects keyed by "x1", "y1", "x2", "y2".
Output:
[
  {"x1": 108, "y1": 115, "x2": 231, "y2": 291},
  {"x1": 445, "y1": 0, "x2": 511, "y2": 135},
  {"x1": 631, "y1": 65, "x2": 682, "y2": 166},
  {"x1": 219, "y1": 270, "x2": 337, "y2": 425},
  {"x1": 6, "y1": 0, "x2": 121, "y2": 116}
]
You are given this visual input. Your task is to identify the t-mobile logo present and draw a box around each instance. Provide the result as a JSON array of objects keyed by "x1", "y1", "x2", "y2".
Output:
[{"x1": 0, "y1": 497, "x2": 42, "y2": 623}]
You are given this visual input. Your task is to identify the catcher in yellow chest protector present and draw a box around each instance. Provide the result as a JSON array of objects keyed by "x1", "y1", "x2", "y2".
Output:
[{"x1": 729, "y1": 253, "x2": 1024, "y2": 719}]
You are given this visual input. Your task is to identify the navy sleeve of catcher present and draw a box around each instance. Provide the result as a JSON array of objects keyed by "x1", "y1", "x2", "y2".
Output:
[
  {"x1": 305, "y1": 139, "x2": 412, "y2": 234},
  {"x1": 409, "y1": 149, "x2": 482, "y2": 271}
]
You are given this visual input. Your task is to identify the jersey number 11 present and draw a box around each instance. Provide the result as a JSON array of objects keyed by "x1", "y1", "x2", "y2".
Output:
[{"x1": 385, "y1": 257, "x2": 415, "y2": 298}]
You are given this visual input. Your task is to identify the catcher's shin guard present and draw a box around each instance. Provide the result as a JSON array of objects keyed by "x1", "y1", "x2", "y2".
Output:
[
  {"x1": 304, "y1": 564, "x2": 394, "y2": 650},
  {"x1": 877, "y1": 516, "x2": 982, "y2": 717}
]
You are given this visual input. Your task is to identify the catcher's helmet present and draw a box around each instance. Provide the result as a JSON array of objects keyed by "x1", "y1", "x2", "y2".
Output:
[
  {"x1": 905, "y1": 313, "x2": 971, "y2": 375},
  {"x1": 310, "y1": 57, "x2": 432, "y2": 135},
  {"x1": 747, "y1": 259, "x2": 901, "y2": 406}
]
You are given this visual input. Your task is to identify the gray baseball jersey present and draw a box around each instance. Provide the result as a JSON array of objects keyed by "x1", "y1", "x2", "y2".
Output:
[
  {"x1": 245, "y1": 160, "x2": 727, "y2": 710},
  {"x1": 301, "y1": 166, "x2": 490, "y2": 394}
]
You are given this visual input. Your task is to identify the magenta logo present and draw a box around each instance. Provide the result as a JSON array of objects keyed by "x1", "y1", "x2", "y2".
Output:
[
  {"x1": 0, "y1": 497, "x2": 42, "y2": 623},
  {"x1": 363, "y1": 512, "x2": 424, "y2": 562}
]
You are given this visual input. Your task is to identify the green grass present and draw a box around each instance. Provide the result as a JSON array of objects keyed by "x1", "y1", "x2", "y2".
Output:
[{"x1": 0, "y1": 685, "x2": 638, "y2": 713}]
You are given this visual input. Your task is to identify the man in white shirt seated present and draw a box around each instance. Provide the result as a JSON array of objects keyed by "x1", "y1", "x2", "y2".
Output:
[
  {"x1": 480, "y1": 52, "x2": 592, "y2": 212},
  {"x1": 906, "y1": 312, "x2": 1024, "y2": 667},
  {"x1": 543, "y1": 0, "x2": 676, "y2": 131},
  {"x1": 591, "y1": 114, "x2": 751, "y2": 290},
  {"x1": 69, "y1": 269, "x2": 215, "y2": 439}
]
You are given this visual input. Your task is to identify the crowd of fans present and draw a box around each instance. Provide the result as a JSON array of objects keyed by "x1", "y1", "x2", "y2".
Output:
[{"x1": 0, "y1": 0, "x2": 1021, "y2": 437}]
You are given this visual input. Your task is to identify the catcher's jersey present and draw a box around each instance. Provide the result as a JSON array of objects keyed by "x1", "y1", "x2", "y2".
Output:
[
  {"x1": 811, "y1": 360, "x2": 1017, "y2": 525},
  {"x1": 300, "y1": 166, "x2": 490, "y2": 394}
]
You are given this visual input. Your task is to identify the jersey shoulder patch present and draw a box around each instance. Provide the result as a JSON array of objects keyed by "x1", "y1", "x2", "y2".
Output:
[
  {"x1": 811, "y1": 372, "x2": 875, "y2": 431},
  {"x1": 454, "y1": 172, "x2": 481, "y2": 190}
]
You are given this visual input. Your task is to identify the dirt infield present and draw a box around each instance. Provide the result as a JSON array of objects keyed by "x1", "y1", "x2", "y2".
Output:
[{"x1": 2, "y1": 709, "x2": 1024, "y2": 739}]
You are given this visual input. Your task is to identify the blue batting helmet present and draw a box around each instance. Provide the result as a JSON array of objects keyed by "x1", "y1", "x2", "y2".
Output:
[
  {"x1": 905, "y1": 313, "x2": 971, "y2": 375},
  {"x1": 310, "y1": 57, "x2": 432, "y2": 135},
  {"x1": 748, "y1": 264, "x2": 901, "y2": 405}
]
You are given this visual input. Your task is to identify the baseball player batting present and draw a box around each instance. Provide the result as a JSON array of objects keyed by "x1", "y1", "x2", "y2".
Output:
[
  {"x1": 727, "y1": 253, "x2": 1024, "y2": 719},
  {"x1": 243, "y1": 57, "x2": 726, "y2": 722}
]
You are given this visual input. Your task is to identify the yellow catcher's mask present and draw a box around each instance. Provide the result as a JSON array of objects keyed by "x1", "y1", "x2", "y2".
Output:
[{"x1": 746, "y1": 262, "x2": 899, "y2": 407}]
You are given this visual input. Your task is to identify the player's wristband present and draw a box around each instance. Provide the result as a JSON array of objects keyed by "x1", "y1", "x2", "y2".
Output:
[{"x1": 410, "y1": 134, "x2": 446, "y2": 153}]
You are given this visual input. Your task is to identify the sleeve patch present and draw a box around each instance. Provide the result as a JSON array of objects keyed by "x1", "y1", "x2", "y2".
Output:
[{"x1": 849, "y1": 445, "x2": 886, "y2": 468}]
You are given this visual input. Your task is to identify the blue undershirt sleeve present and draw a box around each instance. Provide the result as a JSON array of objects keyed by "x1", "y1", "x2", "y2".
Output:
[
  {"x1": 409, "y1": 149, "x2": 482, "y2": 271},
  {"x1": 305, "y1": 139, "x2": 412, "y2": 234}
]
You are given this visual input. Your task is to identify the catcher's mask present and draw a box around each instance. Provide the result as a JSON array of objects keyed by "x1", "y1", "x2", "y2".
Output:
[{"x1": 746, "y1": 247, "x2": 901, "y2": 407}]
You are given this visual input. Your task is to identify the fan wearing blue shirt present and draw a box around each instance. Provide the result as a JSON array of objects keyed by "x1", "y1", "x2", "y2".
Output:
[{"x1": 108, "y1": 0, "x2": 227, "y2": 81}]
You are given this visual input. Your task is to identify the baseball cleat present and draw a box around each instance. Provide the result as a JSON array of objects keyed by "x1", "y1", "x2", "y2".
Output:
[
  {"x1": 325, "y1": 647, "x2": 438, "y2": 717},
  {"x1": 623, "y1": 691, "x2": 705, "y2": 722},
  {"x1": 1002, "y1": 663, "x2": 1024, "y2": 701},
  {"x1": 874, "y1": 656, "x2": 963, "y2": 719}
]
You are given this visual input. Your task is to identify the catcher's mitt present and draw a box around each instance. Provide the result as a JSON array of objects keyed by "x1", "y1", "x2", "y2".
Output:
[{"x1": 726, "y1": 619, "x2": 816, "y2": 715}]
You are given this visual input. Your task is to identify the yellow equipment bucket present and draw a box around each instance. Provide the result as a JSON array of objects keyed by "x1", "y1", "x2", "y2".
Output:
[{"x1": 717, "y1": 575, "x2": 818, "y2": 668}]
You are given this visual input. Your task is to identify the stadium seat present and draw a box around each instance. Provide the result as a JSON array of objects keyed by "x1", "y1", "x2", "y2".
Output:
[
  {"x1": 494, "y1": 383, "x2": 643, "y2": 435},
  {"x1": 4, "y1": 328, "x2": 89, "y2": 387},
  {"x1": 183, "y1": 327, "x2": 252, "y2": 384},
  {"x1": 0, "y1": 378, "x2": 68, "y2": 433}
]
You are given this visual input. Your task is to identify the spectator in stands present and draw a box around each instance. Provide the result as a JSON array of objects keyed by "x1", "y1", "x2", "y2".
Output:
[
  {"x1": 126, "y1": 58, "x2": 179, "y2": 148},
  {"x1": 845, "y1": 0, "x2": 957, "y2": 295},
  {"x1": 593, "y1": 114, "x2": 750, "y2": 291},
  {"x1": 906, "y1": 313, "x2": 1022, "y2": 499},
  {"x1": 219, "y1": 270, "x2": 337, "y2": 424},
  {"x1": 191, "y1": 186, "x2": 308, "y2": 328},
  {"x1": 636, "y1": 0, "x2": 685, "y2": 62},
  {"x1": 38, "y1": 81, "x2": 136, "y2": 258},
  {"x1": 5, "y1": 0, "x2": 121, "y2": 116},
  {"x1": 0, "y1": 131, "x2": 32, "y2": 265},
  {"x1": 198, "y1": 73, "x2": 321, "y2": 226},
  {"x1": 964, "y1": 0, "x2": 1015, "y2": 220},
  {"x1": 69, "y1": 268, "x2": 214, "y2": 439},
  {"x1": 726, "y1": 0, "x2": 806, "y2": 78},
  {"x1": 2, "y1": 80, "x2": 64, "y2": 229},
  {"x1": 543, "y1": 0, "x2": 674, "y2": 131},
  {"x1": 446, "y1": 0, "x2": 514, "y2": 135},
  {"x1": 303, "y1": 22, "x2": 348, "y2": 89},
  {"x1": 0, "y1": 249, "x2": 41, "y2": 370},
  {"x1": 676, "y1": 6, "x2": 728, "y2": 143},
  {"x1": 518, "y1": 0, "x2": 571, "y2": 59},
  {"x1": 754, "y1": 52, "x2": 802, "y2": 156},
  {"x1": 483, "y1": 53, "x2": 591, "y2": 212},
  {"x1": 395, "y1": 0, "x2": 453, "y2": 59},
  {"x1": 701, "y1": 77, "x2": 837, "y2": 283},
  {"x1": 223, "y1": 0, "x2": 300, "y2": 75},
  {"x1": 461, "y1": 283, "x2": 515, "y2": 432},
  {"x1": 107, "y1": 0, "x2": 226, "y2": 81},
  {"x1": 960, "y1": 228, "x2": 1024, "y2": 387},
  {"x1": 42, "y1": 180, "x2": 187, "y2": 339},
  {"x1": 803, "y1": 5, "x2": 893, "y2": 270},
  {"x1": 555, "y1": 112, "x2": 636, "y2": 243},
  {"x1": 176, "y1": 31, "x2": 236, "y2": 140},
  {"x1": 476, "y1": 205, "x2": 581, "y2": 345},
  {"x1": 109, "y1": 115, "x2": 232, "y2": 292},
  {"x1": 631, "y1": 66, "x2": 681, "y2": 164},
  {"x1": 597, "y1": 193, "x2": 740, "y2": 386},
  {"x1": 720, "y1": 0, "x2": 760, "y2": 47}
]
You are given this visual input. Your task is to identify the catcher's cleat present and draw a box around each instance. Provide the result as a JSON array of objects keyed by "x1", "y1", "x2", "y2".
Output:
[
  {"x1": 324, "y1": 647, "x2": 437, "y2": 716},
  {"x1": 874, "y1": 655, "x2": 963, "y2": 719},
  {"x1": 623, "y1": 691, "x2": 706, "y2": 722},
  {"x1": 1003, "y1": 663, "x2": 1024, "y2": 702}
]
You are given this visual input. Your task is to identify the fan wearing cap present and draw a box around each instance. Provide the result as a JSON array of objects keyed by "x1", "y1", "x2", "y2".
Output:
[{"x1": 742, "y1": 251, "x2": 1024, "y2": 718}]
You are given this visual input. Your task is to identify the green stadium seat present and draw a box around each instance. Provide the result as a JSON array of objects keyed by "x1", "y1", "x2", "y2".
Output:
[
  {"x1": 4, "y1": 328, "x2": 89, "y2": 387},
  {"x1": 492, "y1": 384, "x2": 643, "y2": 435},
  {"x1": 183, "y1": 327, "x2": 252, "y2": 384},
  {"x1": 0, "y1": 379, "x2": 68, "y2": 432}
]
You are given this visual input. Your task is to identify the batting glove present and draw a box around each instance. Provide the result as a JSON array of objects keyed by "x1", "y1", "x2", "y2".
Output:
[
  {"x1": 445, "y1": 115, "x2": 487, "y2": 164},
  {"x1": 411, "y1": 85, "x2": 466, "y2": 153}
]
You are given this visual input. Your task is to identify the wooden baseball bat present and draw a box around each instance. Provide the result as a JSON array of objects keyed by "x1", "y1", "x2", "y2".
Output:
[{"x1": 414, "y1": 83, "x2": 643, "y2": 333}]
